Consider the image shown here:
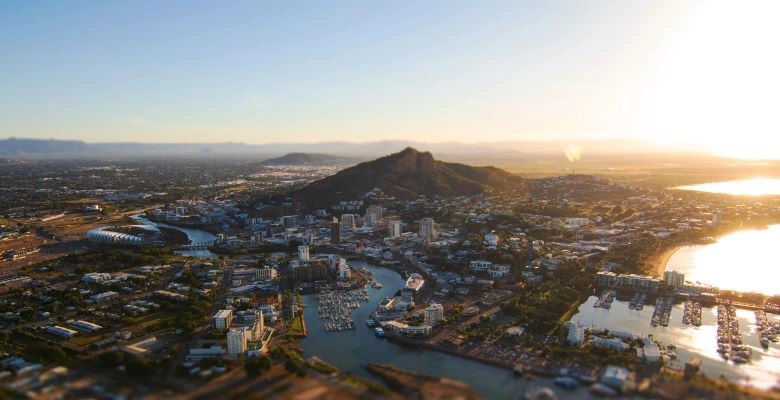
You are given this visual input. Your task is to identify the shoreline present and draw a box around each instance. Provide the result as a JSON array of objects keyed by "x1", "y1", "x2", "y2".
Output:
[
  {"x1": 650, "y1": 245, "x2": 682, "y2": 277},
  {"x1": 649, "y1": 221, "x2": 780, "y2": 278}
]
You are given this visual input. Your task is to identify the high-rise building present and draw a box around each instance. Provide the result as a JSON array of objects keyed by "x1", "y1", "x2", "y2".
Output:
[
  {"x1": 341, "y1": 214, "x2": 357, "y2": 231},
  {"x1": 235, "y1": 309, "x2": 264, "y2": 341},
  {"x1": 258, "y1": 267, "x2": 278, "y2": 280},
  {"x1": 298, "y1": 245, "x2": 310, "y2": 261},
  {"x1": 281, "y1": 215, "x2": 297, "y2": 230},
  {"x1": 226, "y1": 328, "x2": 247, "y2": 355},
  {"x1": 664, "y1": 270, "x2": 685, "y2": 288},
  {"x1": 291, "y1": 259, "x2": 330, "y2": 282},
  {"x1": 366, "y1": 205, "x2": 383, "y2": 220},
  {"x1": 710, "y1": 211, "x2": 722, "y2": 227},
  {"x1": 419, "y1": 217, "x2": 436, "y2": 242},
  {"x1": 364, "y1": 212, "x2": 377, "y2": 228},
  {"x1": 424, "y1": 303, "x2": 444, "y2": 326},
  {"x1": 330, "y1": 217, "x2": 341, "y2": 244},
  {"x1": 213, "y1": 309, "x2": 233, "y2": 330},
  {"x1": 388, "y1": 220, "x2": 402, "y2": 238}
]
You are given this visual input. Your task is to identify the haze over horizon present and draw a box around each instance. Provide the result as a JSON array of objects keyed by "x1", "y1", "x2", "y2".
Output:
[{"x1": 2, "y1": 0, "x2": 779, "y2": 159}]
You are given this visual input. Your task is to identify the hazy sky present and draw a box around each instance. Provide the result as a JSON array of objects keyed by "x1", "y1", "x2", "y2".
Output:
[{"x1": 2, "y1": 1, "x2": 778, "y2": 158}]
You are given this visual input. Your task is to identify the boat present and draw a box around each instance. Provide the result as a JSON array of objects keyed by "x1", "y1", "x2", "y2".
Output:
[
  {"x1": 590, "y1": 383, "x2": 618, "y2": 397},
  {"x1": 374, "y1": 327, "x2": 386, "y2": 338},
  {"x1": 553, "y1": 376, "x2": 579, "y2": 389},
  {"x1": 522, "y1": 386, "x2": 558, "y2": 400},
  {"x1": 365, "y1": 319, "x2": 376, "y2": 328},
  {"x1": 371, "y1": 281, "x2": 383, "y2": 289}
]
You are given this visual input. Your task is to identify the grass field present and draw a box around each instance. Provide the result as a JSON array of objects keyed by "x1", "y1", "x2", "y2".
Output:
[
  {"x1": 128, "y1": 310, "x2": 178, "y2": 332},
  {"x1": 288, "y1": 314, "x2": 306, "y2": 337}
]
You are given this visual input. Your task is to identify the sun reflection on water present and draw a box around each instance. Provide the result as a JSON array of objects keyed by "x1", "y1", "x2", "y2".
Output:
[
  {"x1": 676, "y1": 178, "x2": 780, "y2": 196},
  {"x1": 667, "y1": 225, "x2": 780, "y2": 295}
]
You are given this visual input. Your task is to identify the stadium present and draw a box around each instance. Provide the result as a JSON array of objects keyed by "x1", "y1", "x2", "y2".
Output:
[{"x1": 86, "y1": 225, "x2": 160, "y2": 245}]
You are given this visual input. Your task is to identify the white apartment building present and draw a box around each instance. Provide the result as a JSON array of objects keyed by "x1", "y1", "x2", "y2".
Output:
[
  {"x1": 388, "y1": 220, "x2": 402, "y2": 238},
  {"x1": 566, "y1": 322, "x2": 586, "y2": 346},
  {"x1": 363, "y1": 212, "x2": 377, "y2": 227},
  {"x1": 213, "y1": 309, "x2": 233, "y2": 330},
  {"x1": 298, "y1": 245, "x2": 310, "y2": 261},
  {"x1": 384, "y1": 321, "x2": 432, "y2": 337},
  {"x1": 366, "y1": 205, "x2": 383, "y2": 220},
  {"x1": 340, "y1": 214, "x2": 357, "y2": 231},
  {"x1": 419, "y1": 218, "x2": 436, "y2": 241},
  {"x1": 226, "y1": 328, "x2": 247, "y2": 355},
  {"x1": 664, "y1": 270, "x2": 685, "y2": 288},
  {"x1": 424, "y1": 303, "x2": 444, "y2": 326}
]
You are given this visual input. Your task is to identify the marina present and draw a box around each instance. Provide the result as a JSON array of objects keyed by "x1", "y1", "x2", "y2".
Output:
[
  {"x1": 300, "y1": 261, "x2": 598, "y2": 400},
  {"x1": 627, "y1": 292, "x2": 645, "y2": 310},
  {"x1": 650, "y1": 297, "x2": 672, "y2": 327},
  {"x1": 682, "y1": 298, "x2": 702, "y2": 326},
  {"x1": 316, "y1": 288, "x2": 370, "y2": 332},
  {"x1": 593, "y1": 289, "x2": 616, "y2": 309},
  {"x1": 571, "y1": 295, "x2": 780, "y2": 389},
  {"x1": 716, "y1": 303, "x2": 751, "y2": 363},
  {"x1": 755, "y1": 310, "x2": 780, "y2": 348}
]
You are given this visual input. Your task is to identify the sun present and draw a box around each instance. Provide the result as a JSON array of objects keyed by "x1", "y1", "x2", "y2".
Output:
[{"x1": 633, "y1": 0, "x2": 780, "y2": 160}]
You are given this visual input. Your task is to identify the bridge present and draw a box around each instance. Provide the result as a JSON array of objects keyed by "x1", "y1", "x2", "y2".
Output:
[{"x1": 176, "y1": 240, "x2": 216, "y2": 250}]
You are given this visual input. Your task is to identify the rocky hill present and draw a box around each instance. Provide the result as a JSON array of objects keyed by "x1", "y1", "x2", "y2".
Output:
[{"x1": 290, "y1": 147, "x2": 521, "y2": 207}]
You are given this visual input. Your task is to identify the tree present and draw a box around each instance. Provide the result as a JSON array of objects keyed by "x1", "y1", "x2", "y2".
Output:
[
  {"x1": 98, "y1": 350, "x2": 124, "y2": 367},
  {"x1": 284, "y1": 359, "x2": 299, "y2": 373},
  {"x1": 245, "y1": 356, "x2": 272, "y2": 376},
  {"x1": 125, "y1": 357, "x2": 154, "y2": 377}
]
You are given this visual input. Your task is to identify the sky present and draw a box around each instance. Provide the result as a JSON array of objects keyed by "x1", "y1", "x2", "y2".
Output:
[{"x1": 1, "y1": 1, "x2": 779, "y2": 158}]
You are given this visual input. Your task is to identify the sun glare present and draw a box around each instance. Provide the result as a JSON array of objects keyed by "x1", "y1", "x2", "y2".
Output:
[
  {"x1": 677, "y1": 178, "x2": 780, "y2": 196},
  {"x1": 634, "y1": 0, "x2": 780, "y2": 159}
]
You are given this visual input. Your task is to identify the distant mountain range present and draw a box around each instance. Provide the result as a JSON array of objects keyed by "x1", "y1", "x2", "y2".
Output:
[
  {"x1": 260, "y1": 152, "x2": 355, "y2": 166},
  {"x1": 289, "y1": 147, "x2": 522, "y2": 207},
  {"x1": 0, "y1": 137, "x2": 703, "y2": 162}
]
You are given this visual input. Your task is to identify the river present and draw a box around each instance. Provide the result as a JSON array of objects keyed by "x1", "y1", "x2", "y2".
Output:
[
  {"x1": 130, "y1": 214, "x2": 218, "y2": 258},
  {"x1": 299, "y1": 261, "x2": 597, "y2": 399}
]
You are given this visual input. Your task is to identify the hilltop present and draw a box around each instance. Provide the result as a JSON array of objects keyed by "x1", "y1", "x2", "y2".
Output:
[
  {"x1": 260, "y1": 152, "x2": 355, "y2": 166},
  {"x1": 0, "y1": 138, "x2": 90, "y2": 156},
  {"x1": 290, "y1": 147, "x2": 522, "y2": 207}
]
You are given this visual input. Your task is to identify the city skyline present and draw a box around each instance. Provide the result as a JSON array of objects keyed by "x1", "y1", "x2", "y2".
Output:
[{"x1": 3, "y1": 1, "x2": 779, "y2": 159}]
